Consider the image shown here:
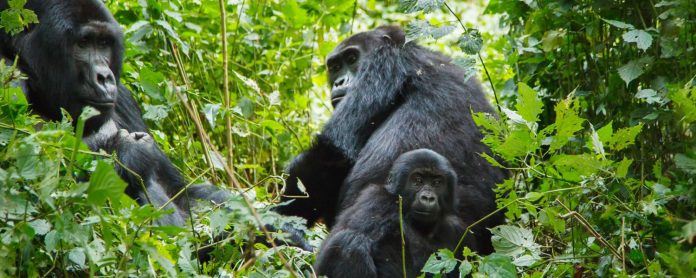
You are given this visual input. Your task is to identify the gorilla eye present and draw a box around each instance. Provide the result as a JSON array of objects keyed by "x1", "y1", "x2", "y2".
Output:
[
  {"x1": 415, "y1": 176, "x2": 423, "y2": 184},
  {"x1": 347, "y1": 54, "x2": 358, "y2": 64},
  {"x1": 329, "y1": 64, "x2": 340, "y2": 72},
  {"x1": 77, "y1": 38, "x2": 89, "y2": 47},
  {"x1": 434, "y1": 179, "x2": 441, "y2": 186},
  {"x1": 98, "y1": 39, "x2": 110, "y2": 47}
]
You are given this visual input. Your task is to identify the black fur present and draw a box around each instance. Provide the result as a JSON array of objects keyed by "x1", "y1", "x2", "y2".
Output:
[
  {"x1": 0, "y1": 0, "x2": 227, "y2": 225},
  {"x1": 315, "y1": 149, "x2": 474, "y2": 278},
  {"x1": 277, "y1": 26, "x2": 506, "y2": 254},
  {"x1": 106, "y1": 130, "x2": 230, "y2": 226}
]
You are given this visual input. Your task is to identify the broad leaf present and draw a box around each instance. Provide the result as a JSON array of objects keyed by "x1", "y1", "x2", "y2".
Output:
[
  {"x1": 87, "y1": 161, "x2": 127, "y2": 206},
  {"x1": 516, "y1": 83, "x2": 543, "y2": 124},
  {"x1": 458, "y1": 29, "x2": 483, "y2": 55},
  {"x1": 622, "y1": 29, "x2": 652, "y2": 51}
]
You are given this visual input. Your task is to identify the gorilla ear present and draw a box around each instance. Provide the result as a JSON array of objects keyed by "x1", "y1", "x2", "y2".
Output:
[{"x1": 377, "y1": 25, "x2": 406, "y2": 46}]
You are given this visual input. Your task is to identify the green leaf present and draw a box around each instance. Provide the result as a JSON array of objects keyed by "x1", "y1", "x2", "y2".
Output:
[
  {"x1": 490, "y1": 225, "x2": 541, "y2": 267},
  {"x1": 15, "y1": 141, "x2": 41, "y2": 180},
  {"x1": 459, "y1": 260, "x2": 473, "y2": 276},
  {"x1": 79, "y1": 106, "x2": 100, "y2": 122},
  {"x1": 479, "y1": 253, "x2": 517, "y2": 278},
  {"x1": 458, "y1": 29, "x2": 483, "y2": 55},
  {"x1": 0, "y1": 0, "x2": 38, "y2": 35},
  {"x1": 615, "y1": 157, "x2": 633, "y2": 178},
  {"x1": 609, "y1": 123, "x2": 642, "y2": 151},
  {"x1": 480, "y1": 152, "x2": 504, "y2": 168},
  {"x1": 622, "y1": 30, "x2": 652, "y2": 51},
  {"x1": 87, "y1": 161, "x2": 127, "y2": 206},
  {"x1": 596, "y1": 122, "x2": 613, "y2": 146},
  {"x1": 682, "y1": 220, "x2": 696, "y2": 244},
  {"x1": 602, "y1": 18, "x2": 635, "y2": 29},
  {"x1": 541, "y1": 29, "x2": 566, "y2": 52},
  {"x1": 203, "y1": 103, "x2": 221, "y2": 127},
  {"x1": 68, "y1": 248, "x2": 86, "y2": 269},
  {"x1": 281, "y1": 0, "x2": 308, "y2": 27},
  {"x1": 549, "y1": 97, "x2": 584, "y2": 152},
  {"x1": 406, "y1": 20, "x2": 455, "y2": 41},
  {"x1": 539, "y1": 208, "x2": 566, "y2": 235},
  {"x1": 421, "y1": 249, "x2": 458, "y2": 274},
  {"x1": 669, "y1": 83, "x2": 696, "y2": 124},
  {"x1": 260, "y1": 119, "x2": 285, "y2": 132},
  {"x1": 233, "y1": 70, "x2": 260, "y2": 93},
  {"x1": 497, "y1": 128, "x2": 538, "y2": 161},
  {"x1": 589, "y1": 123, "x2": 605, "y2": 157},
  {"x1": 523, "y1": 192, "x2": 543, "y2": 202},
  {"x1": 635, "y1": 89, "x2": 666, "y2": 105},
  {"x1": 139, "y1": 68, "x2": 166, "y2": 101},
  {"x1": 452, "y1": 57, "x2": 477, "y2": 81},
  {"x1": 209, "y1": 210, "x2": 231, "y2": 237},
  {"x1": 28, "y1": 219, "x2": 51, "y2": 236},
  {"x1": 142, "y1": 104, "x2": 169, "y2": 122},
  {"x1": 516, "y1": 83, "x2": 543, "y2": 123},
  {"x1": 551, "y1": 154, "x2": 601, "y2": 181},
  {"x1": 674, "y1": 154, "x2": 696, "y2": 174},
  {"x1": 617, "y1": 57, "x2": 653, "y2": 86},
  {"x1": 399, "y1": 0, "x2": 445, "y2": 13}
]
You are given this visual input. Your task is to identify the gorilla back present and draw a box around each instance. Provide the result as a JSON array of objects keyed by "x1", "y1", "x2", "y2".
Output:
[{"x1": 280, "y1": 26, "x2": 507, "y2": 254}]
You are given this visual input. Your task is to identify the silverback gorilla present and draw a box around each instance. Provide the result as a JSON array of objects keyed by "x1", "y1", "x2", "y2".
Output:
[
  {"x1": 315, "y1": 149, "x2": 475, "y2": 278},
  {"x1": 0, "y1": 0, "x2": 228, "y2": 225},
  {"x1": 277, "y1": 26, "x2": 507, "y2": 254}
]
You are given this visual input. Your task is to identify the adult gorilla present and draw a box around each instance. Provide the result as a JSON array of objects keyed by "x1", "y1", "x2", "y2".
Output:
[
  {"x1": 0, "y1": 0, "x2": 227, "y2": 225},
  {"x1": 277, "y1": 26, "x2": 506, "y2": 253}
]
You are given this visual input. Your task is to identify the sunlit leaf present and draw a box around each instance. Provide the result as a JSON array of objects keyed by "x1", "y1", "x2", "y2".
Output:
[
  {"x1": 622, "y1": 29, "x2": 653, "y2": 51},
  {"x1": 617, "y1": 57, "x2": 653, "y2": 86},
  {"x1": 458, "y1": 29, "x2": 483, "y2": 55},
  {"x1": 516, "y1": 83, "x2": 543, "y2": 124},
  {"x1": 422, "y1": 249, "x2": 458, "y2": 274},
  {"x1": 399, "y1": 0, "x2": 445, "y2": 13},
  {"x1": 87, "y1": 161, "x2": 127, "y2": 206}
]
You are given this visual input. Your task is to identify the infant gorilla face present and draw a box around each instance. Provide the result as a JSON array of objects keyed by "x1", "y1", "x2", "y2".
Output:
[{"x1": 117, "y1": 129, "x2": 153, "y2": 144}]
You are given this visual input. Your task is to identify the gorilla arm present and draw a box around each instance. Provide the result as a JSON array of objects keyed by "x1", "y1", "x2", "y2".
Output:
[{"x1": 314, "y1": 185, "x2": 399, "y2": 278}]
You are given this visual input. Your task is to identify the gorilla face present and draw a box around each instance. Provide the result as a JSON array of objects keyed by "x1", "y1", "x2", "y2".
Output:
[
  {"x1": 325, "y1": 26, "x2": 405, "y2": 107},
  {"x1": 4, "y1": 0, "x2": 124, "y2": 123},
  {"x1": 406, "y1": 169, "x2": 449, "y2": 225},
  {"x1": 72, "y1": 21, "x2": 121, "y2": 113},
  {"x1": 386, "y1": 149, "x2": 458, "y2": 230}
]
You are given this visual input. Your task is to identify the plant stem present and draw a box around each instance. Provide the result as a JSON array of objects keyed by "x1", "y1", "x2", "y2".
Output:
[
  {"x1": 399, "y1": 196, "x2": 407, "y2": 278},
  {"x1": 219, "y1": 0, "x2": 237, "y2": 186},
  {"x1": 444, "y1": 2, "x2": 503, "y2": 116}
]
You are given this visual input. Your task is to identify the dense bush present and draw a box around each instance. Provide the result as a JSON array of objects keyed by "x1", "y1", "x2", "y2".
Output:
[{"x1": 1, "y1": 0, "x2": 694, "y2": 276}]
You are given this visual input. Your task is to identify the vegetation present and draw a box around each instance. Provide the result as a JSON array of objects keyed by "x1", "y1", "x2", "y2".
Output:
[{"x1": 1, "y1": 0, "x2": 694, "y2": 276}]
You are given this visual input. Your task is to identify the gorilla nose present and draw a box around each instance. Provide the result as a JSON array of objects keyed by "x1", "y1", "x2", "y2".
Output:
[
  {"x1": 94, "y1": 65, "x2": 117, "y2": 97},
  {"x1": 419, "y1": 192, "x2": 436, "y2": 204},
  {"x1": 334, "y1": 76, "x2": 349, "y2": 88}
]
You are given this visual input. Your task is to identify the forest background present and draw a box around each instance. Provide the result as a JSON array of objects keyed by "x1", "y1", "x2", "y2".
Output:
[{"x1": 0, "y1": 0, "x2": 695, "y2": 277}]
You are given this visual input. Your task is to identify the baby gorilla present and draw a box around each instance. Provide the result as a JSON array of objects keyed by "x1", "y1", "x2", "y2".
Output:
[
  {"x1": 315, "y1": 149, "x2": 475, "y2": 278},
  {"x1": 108, "y1": 130, "x2": 229, "y2": 226}
]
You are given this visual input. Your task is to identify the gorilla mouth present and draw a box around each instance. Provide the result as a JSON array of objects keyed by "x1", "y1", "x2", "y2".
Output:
[
  {"x1": 412, "y1": 210, "x2": 435, "y2": 217},
  {"x1": 84, "y1": 99, "x2": 116, "y2": 110},
  {"x1": 330, "y1": 87, "x2": 348, "y2": 107}
]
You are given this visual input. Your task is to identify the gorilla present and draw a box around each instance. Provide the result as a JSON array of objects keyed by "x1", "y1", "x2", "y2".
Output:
[
  {"x1": 0, "y1": 0, "x2": 227, "y2": 225},
  {"x1": 106, "y1": 130, "x2": 230, "y2": 226},
  {"x1": 277, "y1": 26, "x2": 506, "y2": 253},
  {"x1": 315, "y1": 149, "x2": 474, "y2": 278}
]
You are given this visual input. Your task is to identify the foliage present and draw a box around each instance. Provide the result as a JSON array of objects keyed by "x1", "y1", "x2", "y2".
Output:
[
  {"x1": 1, "y1": 0, "x2": 695, "y2": 276},
  {"x1": 0, "y1": 0, "x2": 37, "y2": 35}
]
